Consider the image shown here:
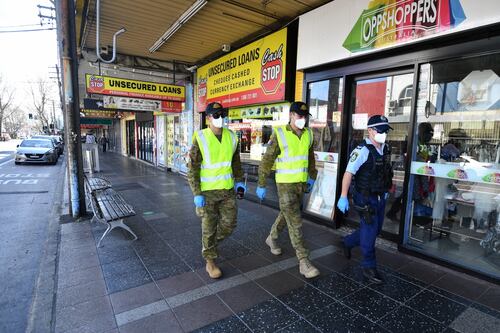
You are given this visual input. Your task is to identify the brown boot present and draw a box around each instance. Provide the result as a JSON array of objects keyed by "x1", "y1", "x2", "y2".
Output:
[{"x1": 205, "y1": 259, "x2": 222, "y2": 279}]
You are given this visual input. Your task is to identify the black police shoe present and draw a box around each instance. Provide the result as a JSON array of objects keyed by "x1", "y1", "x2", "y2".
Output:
[
  {"x1": 341, "y1": 238, "x2": 351, "y2": 259},
  {"x1": 362, "y1": 267, "x2": 384, "y2": 284}
]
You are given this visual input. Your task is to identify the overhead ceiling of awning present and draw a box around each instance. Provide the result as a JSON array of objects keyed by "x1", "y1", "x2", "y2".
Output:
[{"x1": 77, "y1": 0, "x2": 332, "y2": 65}]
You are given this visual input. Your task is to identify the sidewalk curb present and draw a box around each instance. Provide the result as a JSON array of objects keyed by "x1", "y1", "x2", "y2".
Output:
[{"x1": 25, "y1": 158, "x2": 66, "y2": 333}]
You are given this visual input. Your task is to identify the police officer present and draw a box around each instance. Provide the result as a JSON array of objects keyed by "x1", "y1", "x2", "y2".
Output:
[
  {"x1": 187, "y1": 102, "x2": 246, "y2": 279},
  {"x1": 256, "y1": 101, "x2": 320, "y2": 279},
  {"x1": 336, "y1": 115, "x2": 393, "y2": 284}
]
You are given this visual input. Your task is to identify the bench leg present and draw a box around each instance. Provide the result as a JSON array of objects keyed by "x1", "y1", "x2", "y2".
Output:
[
  {"x1": 97, "y1": 223, "x2": 113, "y2": 248},
  {"x1": 97, "y1": 219, "x2": 138, "y2": 248}
]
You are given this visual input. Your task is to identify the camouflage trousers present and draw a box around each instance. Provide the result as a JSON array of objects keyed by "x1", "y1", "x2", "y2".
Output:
[
  {"x1": 196, "y1": 189, "x2": 237, "y2": 260},
  {"x1": 270, "y1": 182, "x2": 309, "y2": 260}
]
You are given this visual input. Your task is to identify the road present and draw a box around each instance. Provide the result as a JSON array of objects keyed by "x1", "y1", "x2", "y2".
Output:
[{"x1": 0, "y1": 140, "x2": 64, "y2": 332}]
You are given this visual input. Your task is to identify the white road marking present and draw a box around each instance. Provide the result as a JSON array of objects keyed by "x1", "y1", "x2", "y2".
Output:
[{"x1": 0, "y1": 159, "x2": 14, "y2": 167}]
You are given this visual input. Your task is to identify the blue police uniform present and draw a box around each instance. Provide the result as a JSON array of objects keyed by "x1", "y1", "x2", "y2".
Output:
[{"x1": 344, "y1": 138, "x2": 392, "y2": 269}]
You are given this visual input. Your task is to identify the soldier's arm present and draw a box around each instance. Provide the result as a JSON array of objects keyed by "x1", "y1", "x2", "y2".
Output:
[
  {"x1": 232, "y1": 142, "x2": 244, "y2": 183},
  {"x1": 308, "y1": 146, "x2": 318, "y2": 180},
  {"x1": 257, "y1": 132, "x2": 280, "y2": 187},
  {"x1": 187, "y1": 140, "x2": 202, "y2": 196}
]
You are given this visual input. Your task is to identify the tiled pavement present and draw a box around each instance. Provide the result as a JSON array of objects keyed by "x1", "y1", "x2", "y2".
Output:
[{"x1": 54, "y1": 153, "x2": 500, "y2": 333}]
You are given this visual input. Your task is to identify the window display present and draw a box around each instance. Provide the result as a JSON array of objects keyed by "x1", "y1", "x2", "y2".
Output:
[
  {"x1": 406, "y1": 53, "x2": 500, "y2": 279},
  {"x1": 304, "y1": 78, "x2": 343, "y2": 219}
]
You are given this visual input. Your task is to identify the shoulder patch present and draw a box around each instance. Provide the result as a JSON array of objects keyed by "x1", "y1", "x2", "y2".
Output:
[{"x1": 350, "y1": 151, "x2": 359, "y2": 162}]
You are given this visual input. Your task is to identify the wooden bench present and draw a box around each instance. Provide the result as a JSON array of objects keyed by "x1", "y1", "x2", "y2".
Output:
[
  {"x1": 89, "y1": 188, "x2": 138, "y2": 247},
  {"x1": 84, "y1": 175, "x2": 112, "y2": 220}
]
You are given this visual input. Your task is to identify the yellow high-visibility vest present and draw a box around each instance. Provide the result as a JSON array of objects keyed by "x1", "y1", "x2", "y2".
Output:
[
  {"x1": 194, "y1": 128, "x2": 237, "y2": 191},
  {"x1": 274, "y1": 125, "x2": 312, "y2": 183}
]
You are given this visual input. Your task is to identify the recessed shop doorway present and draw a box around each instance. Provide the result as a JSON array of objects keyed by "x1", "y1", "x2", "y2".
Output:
[{"x1": 344, "y1": 70, "x2": 415, "y2": 240}]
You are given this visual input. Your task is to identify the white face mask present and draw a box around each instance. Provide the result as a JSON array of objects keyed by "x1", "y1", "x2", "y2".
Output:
[
  {"x1": 211, "y1": 117, "x2": 223, "y2": 128},
  {"x1": 294, "y1": 118, "x2": 306, "y2": 129},
  {"x1": 374, "y1": 132, "x2": 387, "y2": 144}
]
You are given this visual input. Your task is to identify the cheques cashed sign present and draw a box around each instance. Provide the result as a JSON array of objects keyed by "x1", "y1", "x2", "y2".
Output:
[
  {"x1": 344, "y1": 0, "x2": 466, "y2": 52},
  {"x1": 86, "y1": 74, "x2": 185, "y2": 102},
  {"x1": 196, "y1": 28, "x2": 287, "y2": 110}
]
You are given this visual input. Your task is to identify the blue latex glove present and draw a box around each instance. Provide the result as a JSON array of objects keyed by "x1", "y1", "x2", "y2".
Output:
[
  {"x1": 256, "y1": 187, "x2": 266, "y2": 200},
  {"x1": 337, "y1": 196, "x2": 349, "y2": 213},
  {"x1": 306, "y1": 178, "x2": 315, "y2": 193},
  {"x1": 194, "y1": 195, "x2": 205, "y2": 208},
  {"x1": 235, "y1": 182, "x2": 247, "y2": 194},
  {"x1": 384, "y1": 192, "x2": 390, "y2": 200}
]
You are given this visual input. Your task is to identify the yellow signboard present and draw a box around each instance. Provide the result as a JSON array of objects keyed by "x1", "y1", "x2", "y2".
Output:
[
  {"x1": 196, "y1": 28, "x2": 287, "y2": 109},
  {"x1": 85, "y1": 74, "x2": 185, "y2": 101}
]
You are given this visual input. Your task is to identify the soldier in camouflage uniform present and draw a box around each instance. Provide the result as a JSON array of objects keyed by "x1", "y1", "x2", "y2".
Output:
[
  {"x1": 188, "y1": 102, "x2": 246, "y2": 279},
  {"x1": 256, "y1": 101, "x2": 320, "y2": 279}
]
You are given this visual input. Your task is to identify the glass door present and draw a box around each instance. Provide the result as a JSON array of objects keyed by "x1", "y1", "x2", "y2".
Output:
[
  {"x1": 138, "y1": 120, "x2": 154, "y2": 163},
  {"x1": 346, "y1": 71, "x2": 414, "y2": 237}
]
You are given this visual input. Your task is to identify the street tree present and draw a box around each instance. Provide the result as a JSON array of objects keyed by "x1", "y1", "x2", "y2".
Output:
[
  {"x1": 29, "y1": 78, "x2": 53, "y2": 134},
  {"x1": 3, "y1": 107, "x2": 27, "y2": 139},
  {"x1": 0, "y1": 75, "x2": 15, "y2": 137}
]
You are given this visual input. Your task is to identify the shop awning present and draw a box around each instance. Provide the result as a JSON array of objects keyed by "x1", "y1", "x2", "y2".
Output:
[{"x1": 77, "y1": 0, "x2": 330, "y2": 65}]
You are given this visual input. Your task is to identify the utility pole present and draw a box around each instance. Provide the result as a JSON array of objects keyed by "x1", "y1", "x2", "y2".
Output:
[{"x1": 55, "y1": 0, "x2": 86, "y2": 218}]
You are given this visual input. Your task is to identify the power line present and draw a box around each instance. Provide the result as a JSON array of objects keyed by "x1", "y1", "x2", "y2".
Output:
[
  {"x1": 0, "y1": 23, "x2": 44, "y2": 29},
  {"x1": 0, "y1": 28, "x2": 55, "y2": 33}
]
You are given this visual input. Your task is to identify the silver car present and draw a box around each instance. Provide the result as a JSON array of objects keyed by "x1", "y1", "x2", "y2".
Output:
[{"x1": 15, "y1": 139, "x2": 59, "y2": 165}]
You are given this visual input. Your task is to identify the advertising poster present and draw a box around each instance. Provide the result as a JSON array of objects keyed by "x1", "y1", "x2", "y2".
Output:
[
  {"x1": 86, "y1": 74, "x2": 185, "y2": 101},
  {"x1": 196, "y1": 28, "x2": 287, "y2": 109},
  {"x1": 156, "y1": 116, "x2": 166, "y2": 166},
  {"x1": 103, "y1": 96, "x2": 183, "y2": 113}
]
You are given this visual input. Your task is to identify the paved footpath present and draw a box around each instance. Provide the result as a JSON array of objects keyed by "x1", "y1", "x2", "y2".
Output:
[{"x1": 53, "y1": 153, "x2": 500, "y2": 333}]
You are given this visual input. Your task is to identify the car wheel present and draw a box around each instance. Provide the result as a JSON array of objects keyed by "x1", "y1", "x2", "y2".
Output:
[{"x1": 15, "y1": 162, "x2": 20, "y2": 165}]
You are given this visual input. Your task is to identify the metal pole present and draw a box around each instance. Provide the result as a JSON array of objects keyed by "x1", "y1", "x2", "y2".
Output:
[{"x1": 55, "y1": 0, "x2": 86, "y2": 218}]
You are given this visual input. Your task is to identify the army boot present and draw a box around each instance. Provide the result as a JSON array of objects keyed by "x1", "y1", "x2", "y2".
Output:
[
  {"x1": 265, "y1": 235, "x2": 282, "y2": 255},
  {"x1": 205, "y1": 259, "x2": 222, "y2": 279},
  {"x1": 299, "y1": 258, "x2": 320, "y2": 279}
]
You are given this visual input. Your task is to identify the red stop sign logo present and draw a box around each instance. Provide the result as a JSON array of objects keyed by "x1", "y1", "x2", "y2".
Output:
[{"x1": 261, "y1": 59, "x2": 282, "y2": 94}]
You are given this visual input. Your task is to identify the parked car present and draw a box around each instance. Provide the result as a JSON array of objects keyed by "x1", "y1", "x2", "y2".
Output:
[
  {"x1": 31, "y1": 135, "x2": 63, "y2": 156},
  {"x1": 15, "y1": 139, "x2": 59, "y2": 165}
]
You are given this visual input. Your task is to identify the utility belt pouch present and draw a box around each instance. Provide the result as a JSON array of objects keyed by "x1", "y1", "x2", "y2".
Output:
[{"x1": 354, "y1": 204, "x2": 373, "y2": 224}]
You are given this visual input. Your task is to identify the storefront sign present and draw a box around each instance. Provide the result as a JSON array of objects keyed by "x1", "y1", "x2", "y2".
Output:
[
  {"x1": 85, "y1": 74, "x2": 185, "y2": 101},
  {"x1": 102, "y1": 96, "x2": 182, "y2": 113},
  {"x1": 297, "y1": 0, "x2": 500, "y2": 69},
  {"x1": 344, "y1": 0, "x2": 466, "y2": 53},
  {"x1": 411, "y1": 161, "x2": 500, "y2": 185},
  {"x1": 228, "y1": 102, "x2": 289, "y2": 120},
  {"x1": 80, "y1": 118, "x2": 113, "y2": 126},
  {"x1": 196, "y1": 28, "x2": 287, "y2": 109}
]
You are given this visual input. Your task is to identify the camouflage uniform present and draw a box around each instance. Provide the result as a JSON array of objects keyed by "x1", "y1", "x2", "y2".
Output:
[
  {"x1": 258, "y1": 124, "x2": 317, "y2": 260},
  {"x1": 187, "y1": 134, "x2": 243, "y2": 260}
]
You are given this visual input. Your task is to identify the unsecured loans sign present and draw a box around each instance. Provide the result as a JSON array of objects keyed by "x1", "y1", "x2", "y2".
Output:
[
  {"x1": 344, "y1": 0, "x2": 466, "y2": 52},
  {"x1": 297, "y1": 0, "x2": 500, "y2": 69},
  {"x1": 86, "y1": 74, "x2": 185, "y2": 102},
  {"x1": 196, "y1": 28, "x2": 287, "y2": 110}
]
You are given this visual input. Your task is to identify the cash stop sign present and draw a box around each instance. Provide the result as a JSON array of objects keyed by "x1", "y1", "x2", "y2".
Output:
[{"x1": 261, "y1": 58, "x2": 282, "y2": 94}]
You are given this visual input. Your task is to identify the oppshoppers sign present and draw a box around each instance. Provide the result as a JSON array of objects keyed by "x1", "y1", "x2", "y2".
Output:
[
  {"x1": 86, "y1": 74, "x2": 185, "y2": 102},
  {"x1": 196, "y1": 28, "x2": 287, "y2": 110}
]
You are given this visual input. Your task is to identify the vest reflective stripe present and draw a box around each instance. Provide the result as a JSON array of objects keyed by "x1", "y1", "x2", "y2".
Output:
[
  {"x1": 201, "y1": 161, "x2": 232, "y2": 170},
  {"x1": 274, "y1": 126, "x2": 311, "y2": 183},
  {"x1": 275, "y1": 168, "x2": 308, "y2": 174},
  {"x1": 276, "y1": 156, "x2": 308, "y2": 163},
  {"x1": 195, "y1": 128, "x2": 236, "y2": 191}
]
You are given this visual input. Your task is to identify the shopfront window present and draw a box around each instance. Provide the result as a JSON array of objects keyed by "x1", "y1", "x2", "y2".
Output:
[
  {"x1": 406, "y1": 53, "x2": 500, "y2": 279},
  {"x1": 348, "y1": 73, "x2": 413, "y2": 235},
  {"x1": 304, "y1": 78, "x2": 343, "y2": 219}
]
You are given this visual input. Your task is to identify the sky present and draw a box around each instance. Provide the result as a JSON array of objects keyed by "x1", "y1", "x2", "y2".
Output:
[{"x1": 0, "y1": 0, "x2": 59, "y2": 111}]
